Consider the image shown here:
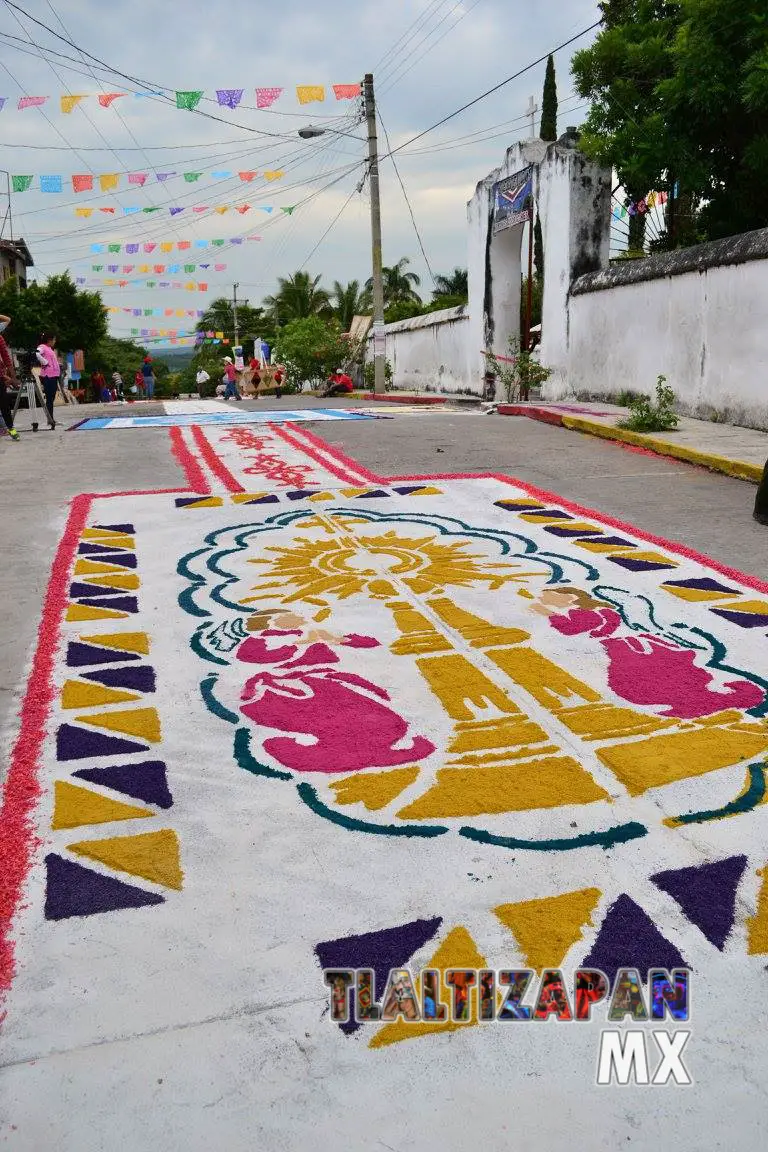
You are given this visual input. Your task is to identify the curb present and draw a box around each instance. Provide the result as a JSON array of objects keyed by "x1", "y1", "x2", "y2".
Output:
[
  {"x1": 362, "y1": 393, "x2": 448, "y2": 406},
  {"x1": 499, "y1": 405, "x2": 764, "y2": 484}
]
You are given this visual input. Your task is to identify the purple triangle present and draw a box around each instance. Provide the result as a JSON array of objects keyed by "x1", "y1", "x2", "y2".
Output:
[
  {"x1": 45, "y1": 853, "x2": 163, "y2": 920},
  {"x1": 711, "y1": 608, "x2": 768, "y2": 629},
  {"x1": 69, "y1": 582, "x2": 128, "y2": 599},
  {"x1": 250, "y1": 494, "x2": 280, "y2": 504},
  {"x1": 73, "y1": 760, "x2": 173, "y2": 809},
  {"x1": 78, "y1": 596, "x2": 138, "y2": 614},
  {"x1": 581, "y1": 895, "x2": 687, "y2": 985},
  {"x1": 82, "y1": 665, "x2": 156, "y2": 693},
  {"x1": 66, "y1": 641, "x2": 140, "y2": 668},
  {"x1": 81, "y1": 553, "x2": 137, "y2": 569},
  {"x1": 78, "y1": 543, "x2": 131, "y2": 555},
  {"x1": 93, "y1": 524, "x2": 135, "y2": 533},
  {"x1": 394, "y1": 486, "x2": 429, "y2": 495},
  {"x1": 651, "y1": 856, "x2": 747, "y2": 950},
  {"x1": 56, "y1": 722, "x2": 149, "y2": 761},
  {"x1": 175, "y1": 497, "x2": 210, "y2": 508},
  {"x1": 316, "y1": 916, "x2": 442, "y2": 1034},
  {"x1": 286, "y1": 490, "x2": 320, "y2": 500},
  {"x1": 356, "y1": 489, "x2": 389, "y2": 499}
]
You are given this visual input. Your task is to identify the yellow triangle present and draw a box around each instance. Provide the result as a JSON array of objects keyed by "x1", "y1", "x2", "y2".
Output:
[
  {"x1": 493, "y1": 888, "x2": 602, "y2": 970},
  {"x1": 330, "y1": 766, "x2": 420, "y2": 811},
  {"x1": 85, "y1": 573, "x2": 141, "y2": 590},
  {"x1": 74, "y1": 559, "x2": 128, "y2": 576},
  {"x1": 52, "y1": 780, "x2": 153, "y2": 830},
  {"x1": 370, "y1": 926, "x2": 487, "y2": 1048},
  {"x1": 80, "y1": 632, "x2": 149, "y2": 655},
  {"x1": 66, "y1": 604, "x2": 129, "y2": 622},
  {"x1": 81, "y1": 534, "x2": 135, "y2": 550},
  {"x1": 68, "y1": 829, "x2": 183, "y2": 890},
  {"x1": 82, "y1": 528, "x2": 134, "y2": 541},
  {"x1": 75, "y1": 707, "x2": 161, "y2": 743},
  {"x1": 232, "y1": 493, "x2": 268, "y2": 504},
  {"x1": 747, "y1": 867, "x2": 768, "y2": 955},
  {"x1": 61, "y1": 679, "x2": 141, "y2": 710},
  {"x1": 308, "y1": 492, "x2": 335, "y2": 502}
]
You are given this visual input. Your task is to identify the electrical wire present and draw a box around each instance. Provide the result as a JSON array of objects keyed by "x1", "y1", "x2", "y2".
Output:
[
  {"x1": 373, "y1": 0, "x2": 447, "y2": 76},
  {"x1": 379, "y1": 0, "x2": 484, "y2": 96},
  {"x1": 377, "y1": 108, "x2": 435, "y2": 287}
]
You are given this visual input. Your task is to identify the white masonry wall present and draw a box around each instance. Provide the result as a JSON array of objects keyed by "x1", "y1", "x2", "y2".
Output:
[
  {"x1": 567, "y1": 228, "x2": 768, "y2": 429},
  {"x1": 372, "y1": 306, "x2": 471, "y2": 394}
]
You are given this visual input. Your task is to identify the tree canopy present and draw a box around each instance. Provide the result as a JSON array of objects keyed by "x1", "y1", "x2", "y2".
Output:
[
  {"x1": 0, "y1": 272, "x2": 107, "y2": 352},
  {"x1": 573, "y1": 0, "x2": 768, "y2": 244},
  {"x1": 263, "y1": 272, "x2": 331, "y2": 324},
  {"x1": 196, "y1": 297, "x2": 273, "y2": 346}
]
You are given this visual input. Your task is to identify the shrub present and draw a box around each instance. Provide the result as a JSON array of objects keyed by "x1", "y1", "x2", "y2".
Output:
[
  {"x1": 363, "y1": 359, "x2": 393, "y2": 390},
  {"x1": 484, "y1": 338, "x2": 551, "y2": 402},
  {"x1": 619, "y1": 376, "x2": 679, "y2": 432}
]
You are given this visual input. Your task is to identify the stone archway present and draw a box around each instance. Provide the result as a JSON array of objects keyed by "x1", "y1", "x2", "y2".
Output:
[{"x1": 467, "y1": 135, "x2": 611, "y2": 397}]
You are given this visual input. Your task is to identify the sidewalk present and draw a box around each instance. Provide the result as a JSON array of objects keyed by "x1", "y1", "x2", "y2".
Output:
[{"x1": 499, "y1": 399, "x2": 767, "y2": 483}]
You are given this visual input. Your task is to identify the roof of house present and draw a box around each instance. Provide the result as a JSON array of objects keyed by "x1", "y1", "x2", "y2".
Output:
[{"x1": 0, "y1": 237, "x2": 34, "y2": 267}]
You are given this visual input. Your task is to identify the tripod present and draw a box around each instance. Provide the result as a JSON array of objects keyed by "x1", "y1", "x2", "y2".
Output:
[{"x1": 12, "y1": 372, "x2": 56, "y2": 431}]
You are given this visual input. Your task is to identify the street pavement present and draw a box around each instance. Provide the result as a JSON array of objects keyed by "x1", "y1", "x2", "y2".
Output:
[{"x1": 1, "y1": 397, "x2": 768, "y2": 1151}]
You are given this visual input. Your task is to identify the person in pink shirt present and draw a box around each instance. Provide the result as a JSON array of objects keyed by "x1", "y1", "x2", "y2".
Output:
[{"x1": 35, "y1": 332, "x2": 61, "y2": 428}]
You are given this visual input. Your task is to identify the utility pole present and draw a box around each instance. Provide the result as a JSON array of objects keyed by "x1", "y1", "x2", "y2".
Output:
[
  {"x1": 232, "y1": 282, "x2": 240, "y2": 347},
  {"x1": 363, "y1": 73, "x2": 385, "y2": 395}
]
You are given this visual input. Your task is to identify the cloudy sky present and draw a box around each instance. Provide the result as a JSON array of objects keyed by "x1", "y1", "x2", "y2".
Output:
[{"x1": 0, "y1": 0, "x2": 599, "y2": 341}]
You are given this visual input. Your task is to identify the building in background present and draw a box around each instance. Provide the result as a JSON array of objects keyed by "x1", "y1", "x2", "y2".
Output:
[{"x1": 0, "y1": 238, "x2": 34, "y2": 288}]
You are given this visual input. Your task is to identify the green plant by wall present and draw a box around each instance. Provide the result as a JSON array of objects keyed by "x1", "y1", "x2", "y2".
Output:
[
  {"x1": 363, "y1": 359, "x2": 393, "y2": 390},
  {"x1": 619, "y1": 375, "x2": 679, "y2": 432},
  {"x1": 484, "y1": 338, "x2": 551, "y2": 403}
]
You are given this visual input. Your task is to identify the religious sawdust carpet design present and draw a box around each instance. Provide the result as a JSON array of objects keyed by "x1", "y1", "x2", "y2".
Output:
[{"x1": 2, "y1": 419, "x2": 768, "y2": 1139}]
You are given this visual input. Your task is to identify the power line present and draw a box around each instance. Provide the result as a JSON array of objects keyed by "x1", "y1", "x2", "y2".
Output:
[
  {"x1": 379, "y1": 0, "x2": 484, "y2": 96},
  {"x1": 374, "y1": 0, "x2": 448, "y2": 78},
  {"x1": 381, "y1": 21, "x2": 601, "y2": 159},
  {"x1": 377, "y1": 109, "x2": 435, "y2": 287}
]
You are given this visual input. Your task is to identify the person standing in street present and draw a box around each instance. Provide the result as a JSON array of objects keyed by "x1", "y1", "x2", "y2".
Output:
[
  {"x1": 36, "y1": 332, "x2": 60, "y2": 429},
  {"x1": 142, "y1": 355, "x2": 156, "y2": 400},
  {"x1": 755, "y1": 461, "x2": 768, "y2": 525},
  {"x1": 0, "y1": 313, "x2": 20, "y2": 440},
  {"x1": 222, "y1": 356, "x2": 241, "y2": 401}
]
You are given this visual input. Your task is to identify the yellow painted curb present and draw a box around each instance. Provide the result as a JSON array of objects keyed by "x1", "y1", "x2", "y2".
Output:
[{"x1": 559, "y1": 415, "x2": 764, "y2": 484}]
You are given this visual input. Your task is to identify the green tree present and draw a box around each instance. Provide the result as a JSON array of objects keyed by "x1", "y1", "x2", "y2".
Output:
[
  {"x1": 365, "y1": 257, "x2": 422, "y2": 308},
  {"x1": 273, "y1": 316, "x2": 350, "y2": 389},
  {"x1": 263, "y1": 271, "x2": 331, "y2": 325},
  {"x1": 571, "y1": 0, "x2": 682, "y2": 250},
  {"x1": 196, "y1": 297, "x2": 273, "y2": 347},
  {"x1": 332, "y1": 279, "x2": 368, "y2": 331},
  {"x1": 533, "y1": 215, "x2": 544, "y2": 279},
  {"x1": 540, "y1": 54, "x2": 558, "y2": 140},
  {"x1": 0, "y1": 273, "x2": 106, "y2": 352},
  {"x1": 657, "y1": 0, "x2": 768, "y2": 240},
  {"x1": 432, "y1": 268, "x2": 468, "y2": 299}
]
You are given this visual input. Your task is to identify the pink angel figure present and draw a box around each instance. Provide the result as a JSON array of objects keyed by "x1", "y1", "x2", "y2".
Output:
[
  {"x1": 533, "y1": 588, "x2": 764, "y2": 719},
  {"x1": 236, "y1": 625, "x2": 435, "y2": 773}
]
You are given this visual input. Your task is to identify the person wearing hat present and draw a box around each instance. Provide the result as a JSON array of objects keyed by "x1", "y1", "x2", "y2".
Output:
[{"x1": 222, "y1": 356, "x2": 242, "y2": 401}]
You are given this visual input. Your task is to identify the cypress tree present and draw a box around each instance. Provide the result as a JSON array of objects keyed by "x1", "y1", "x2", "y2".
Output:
[
  {"x1": 540, "y1": 54, "x2": 557, "y2": 141},
  {"x1": 534, "y1": 214, "x2": 544, "y2": 279}
]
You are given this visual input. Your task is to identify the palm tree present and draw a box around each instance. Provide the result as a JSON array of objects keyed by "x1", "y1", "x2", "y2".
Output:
[
  {"x1": 263, "y1": 271, "x2": 332, "y2": 325},
  {"x1": 332, "y1": 279, "x2": 368, "y2": 331},
  {"x1": 433, "y1": 268, "x2": 468, "y2": 299},
  {"x1": 364, "y1": 257, "x2": 422, "y2": 308}
]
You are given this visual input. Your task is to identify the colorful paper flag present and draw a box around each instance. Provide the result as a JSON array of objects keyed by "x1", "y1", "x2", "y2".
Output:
[
  {"x1": 144, "y1": 243, "x2": 157, "y2": 253},
  {"x1": 11, "y1": 175, "x2": 33, "y2": 192},
  {"x1": 216, "y1": 90, "x2": 243, "y2": 109},
  {"x1": 61, "y1": 95, "x2": 85, "y2": 114},
  {"x1": 184, "y1": 264, "x2": 195, "y2": 273},
  {"x1": 100, "y1": 207, "x2": 116, "y2": 214},
  {"x1": 183, "y1": 172, "x2": 201, "y2": 182},
  {"x1": 75, "y1": 208, "x2": 93, "y2": 218},
  {"x1": 192, "y1": 206, "x2": 208, "y2": 213},
  {"x1": 296, "y1": 86, "x2": 325, "y2": 105},
  {"x1": 176, "y1": 90, "x2": 203, "y2": 111},
  {"x1": 98, "y1": 93, "x2": 125, "y2": 107},
  {"x1": 333, "y1": 84, "x2": 361, "y2": 100},
  {"x1": 260, "y1": 206, "x2": 273, "y2": 213},
  {"x1": 157, "y1": 173, "x2": 175, "y2": 182},
  {"x1": 235, "y1": 205, "x2": 251, "y2": 214},
  {"x1": 143, "y1": 206, "x2": 161, "y2": 213},
  {"x1": 229, "y1": 238, "x2": 243, "y2": 245},
  {"x1": 100, "y1": 173, "x2": 119, "y2": 191},
  {"x1": 177, "y1": 241, "x2": 191, "y2": 250},
  {"x1": 40, "y1": 175, "x2": 63, "y2": 193},
  {"x1": 108, "y1": 244, "x2": 121, "y2": 253},
  {"x1": 256, "y1": 87, "x2": 282, "y2": 109},
  {"x1": 18, "y1": 96, "x2": 48, "y2": 110},
  {"x1": 123, "y1": 207, "x2": 140, "y2": 215},
  {"x1": 154, "y1": 264, "x2": 165, "y2": 273},
  {"x1": 647, "y1": 191, "x2": 657, "y2": 208},
  {"x1": 214, "y1": 206, "x2": 228, "y2": 214},
  {"x1": 212, "y1": 171, "x2": 232, "y2": 180},
  {"x1": 238, "y1": 171, "x2": 256, "y2": 182},
  {"x1": 281, "y1": 206, "x2": 295, "y2": 214},
  {"x1": 129, "y1": 173, "x2": 147, "y2": 186},
  {"x1": 72, "y1": 173, "x2": 93, "y2": 192},
  {"x1": 0, "y1": 99, "x2": 7, "y2": 112},
  {"x1": 264, "y1": 170, "x2": 283, "y2": 181},
  {"x1": 194, "y1": 240, "x2": 208, "y2": 248},
  {"x1": 170, "y1": 207, "x2": 185, "y2": 215},
  {"x1": 211, "y1": 239, "x2": 225, "y2": 246},
  {"x1": 160, "y1": 242, "x2": 173, "y2": 252},
  {"x1": 125, "y1": 243, "x2": 139, "y2": 254}
]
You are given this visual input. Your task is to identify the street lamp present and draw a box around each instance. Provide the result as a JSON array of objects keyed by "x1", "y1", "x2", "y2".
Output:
[{"x1": 298, "y1": 74, "x2": 386, "y2": 394}]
